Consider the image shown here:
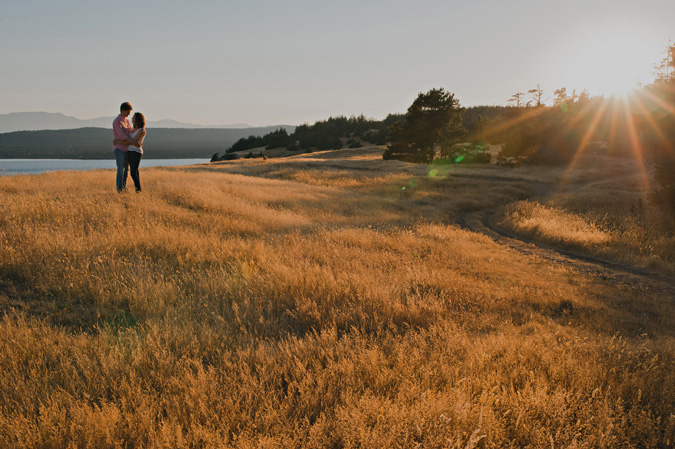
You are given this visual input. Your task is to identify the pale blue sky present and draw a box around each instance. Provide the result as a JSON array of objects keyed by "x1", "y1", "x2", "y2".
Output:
[{"x1": 1, "y1": 0, "x2": 673, "y2": 126}]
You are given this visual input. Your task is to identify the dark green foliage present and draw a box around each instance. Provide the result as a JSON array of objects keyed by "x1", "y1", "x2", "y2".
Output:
[
  {"x1": 498, "y1": 106, "x2": 583, "y2": 165},
  {"x1": 367, "y1": 128, "x2": 388, "y2": 145},
  {"x1": 227, "y1": 135, "x2": 265, "y2": 154},
  {"x1": 440, "y1": 142, "x2": 491, "y2": 164},
  {"x1": 383, "y1": 123, "x2": 432, "y2": 163},
  {"x1": 264, "y1": 128, "x2": 291, "y2": 150},
  {"x1": 224, "y1": 128, "x2": 292, "y2": 153},
  {"x1": 643, "y1": 82, "x2": 675, "y2": 212},
  {"x1": 293, "y1": 116, "x2": 367, "y2": 150},
  {"x1": 462, "y1": 106, "x2": 508, "y2": 132},
  {"x1": 294, "y1": 120, "x2": 343, "y2": 150},
  {"x1": 214, "y1": 114, "x2": 404, "y2": 161},
  {"x1": 653, "y1": 150, "x2": 675, "y2": 212},
  {"x1": 384, "y1": 88, "x2": 465, "y2": 163},
  {"x1": 347, "y1": 138, "x2": 362, "y2": 148}
]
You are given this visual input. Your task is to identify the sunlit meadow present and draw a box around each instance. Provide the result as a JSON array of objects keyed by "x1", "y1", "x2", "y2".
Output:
[{"x1": 1, "y1": 147, "x2": 674, "y2": 448}]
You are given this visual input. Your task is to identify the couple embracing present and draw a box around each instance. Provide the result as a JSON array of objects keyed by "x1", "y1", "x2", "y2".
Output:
[{"x1": 112, "y1": 102, "x2": 146, "y2": 193}]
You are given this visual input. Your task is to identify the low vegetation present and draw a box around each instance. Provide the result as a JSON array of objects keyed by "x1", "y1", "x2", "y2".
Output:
[
  {"x1": 498, "y1": 154, "x2": 675, "y2": 273},
  {"x1": 1, "y1": 147, "x2": 674, "y2": 447},
  {"x1": 212, "y1": 115, "x2": 403, "y2": 161}
]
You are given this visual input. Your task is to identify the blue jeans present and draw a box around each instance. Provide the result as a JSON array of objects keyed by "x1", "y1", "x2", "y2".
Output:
[{"x1": 114, "y1": 148, "x2": 128, "y2": 192}]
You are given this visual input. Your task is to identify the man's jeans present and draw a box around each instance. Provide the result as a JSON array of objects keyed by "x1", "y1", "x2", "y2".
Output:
[{"x1": 114, "y1": 148, "x2": 128, "y2": 192}]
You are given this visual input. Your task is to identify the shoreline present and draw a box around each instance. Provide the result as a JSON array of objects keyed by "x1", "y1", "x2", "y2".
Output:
[{"x1": 0, "y1": 158, "x2": 211, "y2": 176}]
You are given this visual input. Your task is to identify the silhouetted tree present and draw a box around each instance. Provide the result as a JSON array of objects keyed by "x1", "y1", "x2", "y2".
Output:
[
  {"x1": 553, "y1": 88, "x2": 568, "y2": 107},
  {"x1": 645, "y1": 61, "x2": 675, "y2": 212},
  {"x1": 578, "y1": 89, "x2": 590, "y2": 103},
  {"x1": 508, "y1": 92, "x2": 525, "y2": 107},
  {"x1": 528, "y1": 85, "x2": 544, "y2": 107},
  {"x1": 383, "y1": 88, "x2": 465, "y2": 163},
  {"x1": 264, "y1": 128, "x2": 291, "y2": 149},
  {"x1": 653, "y1": 41, "x2": 675, "y2": 84},
  {"x1": 227, "y1": 135, "x2": 265, "y2": 154}
]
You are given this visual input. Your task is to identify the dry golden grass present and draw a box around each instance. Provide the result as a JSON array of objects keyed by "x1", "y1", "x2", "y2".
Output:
[
  {"x1": 498, "y1": 154, "x2": 675, "y2": 273},
  {"x1": 1, "y1": 147, "x2": 674, "y2": 448}
]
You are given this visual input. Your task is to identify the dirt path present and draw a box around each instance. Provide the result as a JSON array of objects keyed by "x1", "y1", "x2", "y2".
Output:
[{"x1": 457, "y1": 210, "x2": 675, "y2": 301}]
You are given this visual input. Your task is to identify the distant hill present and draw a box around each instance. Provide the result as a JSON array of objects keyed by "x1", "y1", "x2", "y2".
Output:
[
  {"x1": 0, "y1": 112, "x2": 254, "y2": 133},
  {"x1": 0, "y1": 126, "x2": 296, "y2": 159}
]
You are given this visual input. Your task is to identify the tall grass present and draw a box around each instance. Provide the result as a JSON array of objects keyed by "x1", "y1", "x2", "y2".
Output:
[
  {"x1": 1, "y1": 150, "x2": 674, "y2": 447},
  {"x1": 498, "y1": 154, "x2": 675, "y2": 273}
]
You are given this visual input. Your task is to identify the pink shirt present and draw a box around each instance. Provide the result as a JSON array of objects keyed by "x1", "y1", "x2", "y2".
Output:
[{"x1": 112, "y1": 114, "x2": 132, "y2": 152}]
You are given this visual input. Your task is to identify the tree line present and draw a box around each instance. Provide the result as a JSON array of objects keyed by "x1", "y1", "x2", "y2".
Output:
[
  {"x1": 210, "y1": 42, "x2": 675, "y2": 210},
  {"x1": 211, "y1": 115, "x2": 404, "y2": 161},
  {"x1": 382, "y1": 42, "x2": 675, "y2": 211}
]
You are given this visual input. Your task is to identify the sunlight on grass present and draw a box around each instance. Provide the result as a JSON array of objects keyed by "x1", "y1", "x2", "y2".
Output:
[
  {"x1": 1, "y1": 151, "x2": 674, "y2": 447},
  {"x1": 502, "y1": 201, "x2": 611, "y2": 246}
]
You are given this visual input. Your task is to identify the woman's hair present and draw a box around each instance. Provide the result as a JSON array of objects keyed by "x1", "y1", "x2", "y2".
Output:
[{"x1": 133, "y1": 112, "x2": 145, "y2": 128}]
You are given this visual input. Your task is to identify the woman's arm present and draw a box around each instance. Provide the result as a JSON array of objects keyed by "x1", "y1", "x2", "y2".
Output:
[
  {"x1": 134, "y1": 129, "x2": 146, "y2": 147},
  {"x1": 113, "y1": 129, "x2": 144, "y2": 146},
  {"x1": 113, "y1": 138, "x2": 138, "y2": 145}
]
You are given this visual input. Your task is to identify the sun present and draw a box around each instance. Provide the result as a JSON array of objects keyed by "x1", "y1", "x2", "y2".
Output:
[{"x1": 556, "y1": 27, "x2": 659, "y2": 98}]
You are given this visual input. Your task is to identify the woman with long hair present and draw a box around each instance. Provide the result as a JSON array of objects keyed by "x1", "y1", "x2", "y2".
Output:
[{"x1": 115, "y1": 112, "x2": 146, "y2": 192}]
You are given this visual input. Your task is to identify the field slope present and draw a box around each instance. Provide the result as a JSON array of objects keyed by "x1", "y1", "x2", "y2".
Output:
[{"x1": 1, "y1": 147, "x2": 674, "y2": 448}]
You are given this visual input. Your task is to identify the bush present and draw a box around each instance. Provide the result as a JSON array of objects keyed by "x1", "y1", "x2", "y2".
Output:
[
  {"x1": 383, "y1": 141, "x2": 434, "y2": 163},
  {"x1": 441, "y1": 142, "x2": 491, "y2": 164},
  {"x1": 347, "y1": 138, "x2": 362, "y2": 148}
]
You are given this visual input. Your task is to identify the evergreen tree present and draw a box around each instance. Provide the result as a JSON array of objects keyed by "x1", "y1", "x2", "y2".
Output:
[
  {"x1": 553, "y1": 88, "x2": 568, "y2": 107},
  {"x1": 264, "y1": 128, "x2": 291, "y2": 149},
  {"x1": 383, "y1": 88, "x2": 465, "y2": 163}
]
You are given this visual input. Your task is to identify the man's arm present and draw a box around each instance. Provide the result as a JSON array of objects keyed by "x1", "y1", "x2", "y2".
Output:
[
  {"x1": 113, "y1": 138, "x2": 138, "y2": 145},
  {"x1": 114, "y1": 129, "x2": 144, "y2": 147},
  {"x1": 112, "y1": 118, "x2": 132, "y2": 141}
]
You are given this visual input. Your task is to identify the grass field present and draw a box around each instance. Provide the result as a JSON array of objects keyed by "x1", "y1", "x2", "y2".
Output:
[{"x1": 1, "y1": 147, "x2": 674, "y2": 448}]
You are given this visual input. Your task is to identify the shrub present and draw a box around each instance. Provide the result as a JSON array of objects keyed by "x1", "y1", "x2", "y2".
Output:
[{"x1": 441, "y1": 142, "x2": 491, "y2": 164}]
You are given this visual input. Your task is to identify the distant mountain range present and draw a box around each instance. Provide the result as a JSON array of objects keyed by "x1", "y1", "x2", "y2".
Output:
[{"x1": 0, "y1": 112, "x2": 255, "y2": 133}]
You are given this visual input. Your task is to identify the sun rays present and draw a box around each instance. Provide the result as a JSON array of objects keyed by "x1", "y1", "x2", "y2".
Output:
[
  {"x1": 522, "y1": 86, "x2": 675, "y2": 194},
  {"x1": 560, "y1": 100, "x2": 609, "y2": 183}
]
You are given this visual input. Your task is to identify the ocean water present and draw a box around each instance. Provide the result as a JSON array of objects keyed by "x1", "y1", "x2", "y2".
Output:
[{"x1": 0, "y1": 158, "x2": 211, "y2": 177}]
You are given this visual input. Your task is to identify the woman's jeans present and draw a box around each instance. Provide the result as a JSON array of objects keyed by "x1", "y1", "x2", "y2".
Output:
[
  {"x1": 114, "y1": 148, "x2": 128, "y2": 192},
  {"x1": 127, "y1": 151, "x2": 142, "y2": 192}
]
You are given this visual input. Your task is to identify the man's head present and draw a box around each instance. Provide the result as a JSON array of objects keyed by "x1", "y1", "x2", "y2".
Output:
[{"x1": 120, "y1": 102, "x2": 133, "y2": 117}]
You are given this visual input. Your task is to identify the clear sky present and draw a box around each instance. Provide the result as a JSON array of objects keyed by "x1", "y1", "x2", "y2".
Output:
[{"x1": 1, "y1": 0, "x2": 673, "y2": 126}]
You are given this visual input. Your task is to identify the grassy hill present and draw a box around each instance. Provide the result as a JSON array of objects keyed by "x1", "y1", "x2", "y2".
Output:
[
  {"x1": 0, "y1": 147, "x2": 673, "y2": 447},
  {"x1": 0, "y1": 126, "x2": 295, "y2": 159}
]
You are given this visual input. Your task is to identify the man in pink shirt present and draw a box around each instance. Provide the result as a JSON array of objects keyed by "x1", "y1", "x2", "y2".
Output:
[{"x1": 113, "y1": 102, "x2": 134, "y2": 192}]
